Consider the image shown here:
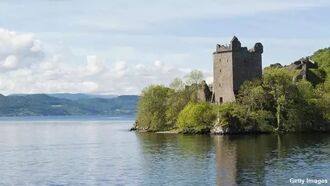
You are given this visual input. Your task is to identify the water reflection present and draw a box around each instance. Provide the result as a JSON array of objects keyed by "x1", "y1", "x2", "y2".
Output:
[
  {"x1": 137, "y1": 133, "x2": 330, "y2": 186},
  {"x1": 0, "y1": 121, "x2": 328, "y2": 185},
  {"x1": 218, "y1": 134, "x2": 330, "y2": 185},
  {"x1": 213, "y1": 135, "x2": 280, "y2": 185},
  {"x1": 135, "y1": 133, "x2": 215, "y2": 185}
]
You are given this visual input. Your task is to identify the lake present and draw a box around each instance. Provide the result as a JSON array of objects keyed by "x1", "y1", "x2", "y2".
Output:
[{"x1": 0, "y1": 117, "x2": 329, "y2": 186}]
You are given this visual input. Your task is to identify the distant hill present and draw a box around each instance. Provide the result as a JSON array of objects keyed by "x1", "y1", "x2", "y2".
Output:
[
  {"x1": 0, "y1": 94, "x2": 138, "y2": 116},
  {"x1": 47, "y1": 93, "x2": 117, "y2": 100},
  {"x1": 10, "y1": 93, "x2": 117, "y2": 101}
]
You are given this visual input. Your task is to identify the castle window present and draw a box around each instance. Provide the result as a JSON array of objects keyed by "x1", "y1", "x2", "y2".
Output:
[
  {"x1": 219, "y1": 83, "x2": 222, "y2": 87},
  {"x1": 220, "y1": 97, "x2": 223, "y2": 103}
]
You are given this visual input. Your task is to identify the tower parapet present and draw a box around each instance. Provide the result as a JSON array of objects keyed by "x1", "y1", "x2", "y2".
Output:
[
  {"x1": 215, "y1": 44, "x2": 232, "y2": 53},
  {"x1": 215, "y1": 36, "x2": 263, "y2": 55},
  {"x1": 250, "y1": 43, "x2": 263, "y2": 53}
]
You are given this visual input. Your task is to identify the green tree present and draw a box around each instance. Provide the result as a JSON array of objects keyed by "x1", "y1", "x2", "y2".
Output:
[
  {"x1": 185, "y1": 70, "x2": 204, "y2": 85},
  {"x1": 136, "y1": 85, "x2": 173, "y2": 131},
  {"x1": 166, "y1": 89, "x2": 194, "y2": 128},
  {"x1": 169, "y1": 78, "x2": 185, "y2": 91},
  {"x1": 237, "y1": 80, "x2": 270, "y2": 111},
  {"x1": 311, "y1": 47, "x2": 330, "y2": 75},
  {"x1": 314, "y1": 81, "x2": 330, "y2": 122},
  {"x1": 296, "y1": 80, "x2": 315, "y2": 101},
  {"x1": 262, "y1": 68, "x2": 296, "y2": 131},
  {"x1": 177, "y1": 102, "x2": 216, "y2": 134},
  {"x1": 312, "y1": 48, "x2": 330, "y2": 122}
]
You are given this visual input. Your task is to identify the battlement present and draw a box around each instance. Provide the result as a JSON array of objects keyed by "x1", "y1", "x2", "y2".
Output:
[
  {"x1": 214, "y1": 36, "x2": 263, "y2": 54},
  {"x1": 215, "y1": 44, "x2": 232, "y2": 52}
]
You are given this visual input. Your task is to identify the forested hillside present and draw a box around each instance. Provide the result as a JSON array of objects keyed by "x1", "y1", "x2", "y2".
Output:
[{"x1": 0, "y1": 94, "x2": 138, "y2": 116}]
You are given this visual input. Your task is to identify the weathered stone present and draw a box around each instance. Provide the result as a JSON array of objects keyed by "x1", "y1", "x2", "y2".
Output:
[
  {"x1": 130, "y1": 127, "x2": 137, "y2": 131},
  {"x1": 130, "y1": 121, "x2": 138, "y2": 131},
  {"x1": 293, "y1": 69, "x2": 307, "y2": 83},
  {"x1": 211, "y1": 125, "x2": 225, "y2": 134},
  {"x1": 269, "y1": 63, "x2": 283, "y2": 68},
  {"x1": 197, "y1": 80, "x2": 212, "y2": 102},
  {"x1": 213, "y1": 36, "x2": 263, "y2": 104},
  {"x1": 287, "y1": 57, "x2": 318, "y2": 83},
  {"x1": 211, "y1": 125, "x2": 234, "y2": 135},
  {"x1": 286, "y1": 57, "x2": 317, "y2": 70}
]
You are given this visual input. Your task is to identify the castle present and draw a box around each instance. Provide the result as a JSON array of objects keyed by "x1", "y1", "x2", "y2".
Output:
[{"x1": 198, "y1": 36, "x2": 263, "y2": 103}]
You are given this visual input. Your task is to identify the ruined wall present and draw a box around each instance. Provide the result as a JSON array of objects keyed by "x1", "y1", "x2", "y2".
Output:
[{"x1": 197, "y1": 80, "x2": 212, "y2": 102}]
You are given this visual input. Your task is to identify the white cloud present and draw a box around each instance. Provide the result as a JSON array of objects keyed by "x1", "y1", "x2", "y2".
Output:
[
  {"x1": 82, "y1": 81, "x2": 99, "y2": 92},
  {"x1": 1, "y1": 55, "x2": 17, "y2": 69},
  {"x1": 31, "y1": 40, "x2": 42, "y2": 52},
  {"x1": 84, "y1": 55, "x2": 106, "y2": 76},
  {"x1": 0, "y1": 28, "x2": 189, "y2": 95},
  {"x1": 112, "y1": 61, "x2": 127, "y2": 78},
  {"x1": 3, "y1": 27, "x2": 327, "y2": 95},
  {"x1": 0, "y1": 28, "x2": 44, "y2": 71}
]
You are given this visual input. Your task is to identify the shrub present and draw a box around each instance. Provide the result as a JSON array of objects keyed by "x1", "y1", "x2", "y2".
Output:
[{"x1": 177, "y1": 102, "x2": 216, "y2": 134}]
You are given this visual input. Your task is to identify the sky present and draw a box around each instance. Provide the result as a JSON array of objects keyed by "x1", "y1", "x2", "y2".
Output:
[{"x1": 0, "y1": 0, "x2": 330, "y2": 95}]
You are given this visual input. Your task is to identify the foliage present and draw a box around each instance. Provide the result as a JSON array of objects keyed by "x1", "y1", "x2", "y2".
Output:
[
  {"x1": 233, "y1": 64, "x2": 330, "y2": 133},
  {"x1": 262, "y1": 68, "x2": 298, "y2": 131},
  {"x1": 311, "y1": 47, "x2": 330, "y2": 123},
  {"x1": 135, "y1": 49, "x2": 330, "y2": 134},
  {"x1": 169, "y1": 78, "x2": 185, "y2": 91},
  {"x1": 177, "y1": 102, "x2": 216, "y2": 134},
  {"x1": 236, "y1": 68, "x2": 329, "y2": 133},
  {"x1": 237, "y1": 80, "x2": 270, "y2": 111},
  {"x1": 166, "y1": 88, "x2": 197, "y2": 128},
  {"x1": 184, "y1": 70, "x2": 204, "y2": 85},
  {"x1": 136, "y1": 85, "x2": 173, "y2": 131},
  {"x1": 135, "y1": 70, "x2": 204, "y2": 132},
  {"x1": 214, "y1": 102, "x2": 274, "y2": 133},
  {"x1": 311, "y1": 47, "x2": 330, "y2": 75}
]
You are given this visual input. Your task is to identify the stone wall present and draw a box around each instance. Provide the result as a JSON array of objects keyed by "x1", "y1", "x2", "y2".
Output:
[
  {"x1": 232, "y1": 44, "x2": 263, "y2": 93},
  {"x1": 213, "y1": 48, "x2": 235, "y2": 103},
  {"x1": 197, "y1": 80, "x2": 212, "y2": 102}
]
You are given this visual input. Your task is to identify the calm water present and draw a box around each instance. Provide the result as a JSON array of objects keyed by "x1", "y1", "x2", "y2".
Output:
[{"x1": 0, "y1": 118, "x2": 329, "y2": 186}]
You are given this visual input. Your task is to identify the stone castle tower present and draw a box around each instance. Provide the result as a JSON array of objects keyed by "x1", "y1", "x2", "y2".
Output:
[{"x1": 212, "y1": 36, "x2": 263, "y2": 103}]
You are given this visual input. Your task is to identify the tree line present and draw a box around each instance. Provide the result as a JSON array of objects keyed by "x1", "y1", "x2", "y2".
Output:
[{"x1": 135, "y1": 48, "x2": 330, "y2": 134}]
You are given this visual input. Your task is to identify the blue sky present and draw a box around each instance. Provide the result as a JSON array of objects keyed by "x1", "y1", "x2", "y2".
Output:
[{"x1": 0, "y1": 0, "x2": 329, "y2": 95}]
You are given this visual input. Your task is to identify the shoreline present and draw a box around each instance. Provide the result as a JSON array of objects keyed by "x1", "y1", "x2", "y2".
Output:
[{"x1": 131, "y1": 127, "x2": 330, "y2": 135}]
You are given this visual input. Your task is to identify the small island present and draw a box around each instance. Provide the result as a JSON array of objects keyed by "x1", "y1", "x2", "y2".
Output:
[{"x1": 133, "y1": 37, "x2": 330, "y2": 134}]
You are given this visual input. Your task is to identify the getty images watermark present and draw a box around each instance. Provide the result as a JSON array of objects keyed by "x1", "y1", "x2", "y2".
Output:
[{"x1": 289, "y1": 178, "x2": 328, "y2": 185}]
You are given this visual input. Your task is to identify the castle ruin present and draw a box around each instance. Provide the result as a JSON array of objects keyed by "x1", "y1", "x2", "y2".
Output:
[
  {"x1": 198, "y1": 36, "x2": 263, "y2": 103},
  {"x1": 212, "y1": 36, "x2": 263, "y2": 103}
]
